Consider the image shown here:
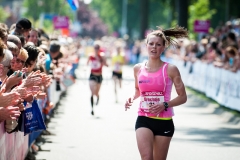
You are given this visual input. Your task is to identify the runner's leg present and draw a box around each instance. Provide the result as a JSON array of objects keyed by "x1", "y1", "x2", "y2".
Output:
[
  {"x1": 136, "y1": 128, "x2": 154, "y2": 160},
  {"x1": 113, "y1": 75, "x2": 118, "y2": 103},
  {"x1": 95, "y1": 83, "x2": 101, "y2": 105},
  {"x1": 153, "y1": 136, "x2": 172, "y2": 160},
  {"x1": 89, "y1": 80, "x2": 97, "y2": 115}
]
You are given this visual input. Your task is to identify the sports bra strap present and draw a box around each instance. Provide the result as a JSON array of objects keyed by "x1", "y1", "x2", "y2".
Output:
[{"x1": 162, "y1": 63, "x2": 168, "y2": 92}]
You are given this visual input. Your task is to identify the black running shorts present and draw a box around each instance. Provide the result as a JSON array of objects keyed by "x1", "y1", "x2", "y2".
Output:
[
  {"x1": 89, "y1": 73, "x2": 103, "y2": 83},
  {"x1": 112, "y1": 71, "x2": 122, "y2": 79},
  {"x1": 135, "y1": 116, "x2": 175, "y2": 137}
]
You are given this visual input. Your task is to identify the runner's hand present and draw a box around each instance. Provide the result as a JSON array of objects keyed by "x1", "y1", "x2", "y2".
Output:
[
  {"x1": 125, "y1": 97, "x2": 134, "y2": 111},
  {"x1": 149, "y1": 103, "x2": 165, "y2": 114}
]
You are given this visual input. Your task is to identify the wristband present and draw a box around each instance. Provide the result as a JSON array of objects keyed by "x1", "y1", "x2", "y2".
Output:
[{"x1": 163, "y1": 102, "x2": 169, "y2": 111}]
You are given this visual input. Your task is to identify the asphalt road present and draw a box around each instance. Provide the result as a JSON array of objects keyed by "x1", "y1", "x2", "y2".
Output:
[{"x1": 36, "y1": 60, "x2": 240, "y2": 160}]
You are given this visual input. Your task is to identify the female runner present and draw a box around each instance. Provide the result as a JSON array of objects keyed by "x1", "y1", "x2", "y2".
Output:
[
  {"x1": 125, "y1": 26, "x2": 188, "y2": 160},
  {"x1": 111, "y1": 46, "x2": 125, "y2": 103},
  {"x1": 87, "y1": 43, "x2": 108, "y2": 115}
]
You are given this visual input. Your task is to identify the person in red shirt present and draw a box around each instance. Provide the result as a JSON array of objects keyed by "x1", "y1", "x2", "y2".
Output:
[{"x1": 87, "y1": 43, "x2": 108, "y2": 115}]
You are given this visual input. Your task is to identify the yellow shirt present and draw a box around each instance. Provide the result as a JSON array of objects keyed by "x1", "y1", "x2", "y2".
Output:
[{"x1": 112, "y1": 54, "x2": 124, "y2": 73}]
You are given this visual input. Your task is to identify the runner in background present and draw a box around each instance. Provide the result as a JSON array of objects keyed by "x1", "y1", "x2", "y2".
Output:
[
  {"x1": 87, "y1": 42, "x2": 108, "y2": 115},
  {"x1": 111, "y1": 45, "x2": 125, "y2": 103}
]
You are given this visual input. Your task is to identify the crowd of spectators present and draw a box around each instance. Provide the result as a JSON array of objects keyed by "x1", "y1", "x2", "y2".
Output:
[
  {"x1": 166, "y1": 19, "x2": 240, "y2": 73},
  {"x1": 0, "y1": 18, "x2": 80, "y2": 159}
]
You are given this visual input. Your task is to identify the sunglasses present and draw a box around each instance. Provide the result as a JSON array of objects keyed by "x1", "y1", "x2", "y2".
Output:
[
  {"x1": 16, "y1": 58, "x2": 25, "y2": 65},
  {"x1": 12, "y1": 54, "x2": 18, "y2": 58}
]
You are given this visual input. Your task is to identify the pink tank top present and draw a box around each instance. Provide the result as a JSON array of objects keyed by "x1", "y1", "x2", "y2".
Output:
[{"x1": 137, "y1": 62, "x2": 174, "y2": 118}]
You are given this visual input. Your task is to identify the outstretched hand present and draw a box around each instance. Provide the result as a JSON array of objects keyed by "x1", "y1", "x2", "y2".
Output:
[{"x1": 125, "y1": 97, "x2": 134, "y2": 111}]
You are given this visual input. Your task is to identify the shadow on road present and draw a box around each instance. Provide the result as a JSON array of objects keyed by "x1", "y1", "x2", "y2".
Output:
[{"x1": 175, "y1": 127, "x2": 240, "y2": 147}]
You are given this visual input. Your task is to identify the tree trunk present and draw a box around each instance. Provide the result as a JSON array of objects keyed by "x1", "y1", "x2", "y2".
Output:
[
  {"x1": 140, "y1": 0, "x2": 149, "y2": 39},
  {"x1": 176, "y1": 0, "x2": 189, "y2": 29}
]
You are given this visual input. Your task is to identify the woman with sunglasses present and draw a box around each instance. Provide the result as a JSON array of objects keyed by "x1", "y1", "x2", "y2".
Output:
[
  {"x1": 8, "y1": 48, "x2": 28, "y2": 76},
  {"x1": 87, "y1": 42, "x2": 108, "y2": 115}
]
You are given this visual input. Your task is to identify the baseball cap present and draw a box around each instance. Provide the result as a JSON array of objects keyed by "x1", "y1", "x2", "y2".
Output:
[{"x1": 16, "y1": 18, "x2": 32, "y2": 30}]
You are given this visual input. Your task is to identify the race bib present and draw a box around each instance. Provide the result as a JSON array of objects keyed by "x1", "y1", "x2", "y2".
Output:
[
  {"x1": 114, "y1": 63, "x2": 122, "y2": 72},
  {"x1": 91, "y1": 60, "x2": 101, "y2": 70},
  {"x1": 140, "y1": 91, "x2": 164, "y2": 112}
]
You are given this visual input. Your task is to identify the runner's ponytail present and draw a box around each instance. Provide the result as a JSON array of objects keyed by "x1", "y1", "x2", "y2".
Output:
[
  {"x1": 146, "y1": 26, "x2": 188, "y2": 47},
  {"x1": 162, "y1": 26, "x2": 188, "y2": 47}
]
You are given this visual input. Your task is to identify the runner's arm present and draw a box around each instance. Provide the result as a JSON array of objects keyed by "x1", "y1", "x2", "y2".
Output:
[
  {"x1": 167, "y1": 64, "x2": 187, "y2": 107},
  {"x1": 132, "y1": 64, "x2": 141, "y2": 100},
  {"x1": 87, "y1": 57, "x2": 90, "y2": 65}
]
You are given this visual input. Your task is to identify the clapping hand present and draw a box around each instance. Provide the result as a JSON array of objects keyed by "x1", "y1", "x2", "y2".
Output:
[
  {"x1": 0, "y1": 106, "x2": 21, "y2": 120},
  {"x1": 0, "y1": 87, "x2": 21, "y2": 107}
]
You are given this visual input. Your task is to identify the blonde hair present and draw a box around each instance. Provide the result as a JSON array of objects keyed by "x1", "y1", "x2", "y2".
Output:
[
  {"x1": 0, "y1": 39, "x2": 6, "y2": 58},
  {"x1": 146, "y1": 26, "x2": 189, "y2": 47},
  {"x1": 18, "y1": 48, "x2": 29, "y2": 61},
  {"x1": 226, "y1": 46, "x2": 238, "y2": 56}
]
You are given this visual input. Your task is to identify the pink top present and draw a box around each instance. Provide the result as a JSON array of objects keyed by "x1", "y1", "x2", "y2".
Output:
[{"x1": 137, "y1": 62, "x2": 174, "y2": 118}]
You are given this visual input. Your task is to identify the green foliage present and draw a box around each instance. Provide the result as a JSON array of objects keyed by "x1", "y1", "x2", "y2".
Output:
[
  {"x1": 127, "y1": 0, "x2": 140, "y2": 38},
  {"x1": 149, "y1": 1, "x2": 167, "y2": 29},
  {"x1": 188, "y1": 0, "x2": 216, "y2": 39},
  {"x1": 23, "y1": 0, "x2": 74, "y2": 32},
  {"x1": 90, "y1": 0, "x2": 175, "y2": 38},
  {"x1": 0, "y1": 6, "x2": 9, "y2": 22},
  {"x1": 90, "y1": 0, "x2": 122, "y2": 33}
]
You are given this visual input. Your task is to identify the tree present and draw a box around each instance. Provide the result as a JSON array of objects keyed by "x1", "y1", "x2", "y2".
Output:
[
  {"x1": 90, "y1": 0, "x2": 177, "y2": 39},
  {"x1": 0, "y1": 6, "x2": 9, "y2": 22},
  {"x1": 188, "y1": 0, "x2": 216, "y2": 39},
  {"x1": 77, "y1": 1, "x2": 108, "y2": 38},
  {"x1": 176, "y1": 0, "x2": 189, "y2": 29},
  {"x1": 23, "y1": 0, "x2": 74, "y2": 22},
  {"x1": 140, "y1": 0, "x2": 149, "y2": 39},
  {"x1": 90, "y1": 0, "x2": 122, "y2": 33}
]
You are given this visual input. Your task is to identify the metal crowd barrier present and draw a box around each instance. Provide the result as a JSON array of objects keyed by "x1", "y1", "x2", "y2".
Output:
[
  {"x1": 172, "y1": 59, "x2": 240, "y2": 112},
  {"x1": 0, "y1": 74, "x2": 74, "y2": 160}
]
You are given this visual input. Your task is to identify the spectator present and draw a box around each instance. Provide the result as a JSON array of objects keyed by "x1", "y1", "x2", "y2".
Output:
[
  {"x1": 28, "y1": 28, "x2": 40, "y2": 46},
  {"x1": 24, "y1": 45, "x2": 40, "y2": 74},
  {"x1": 224, "y1": 46, "x2": 240, "y2": 72},
  {"x1": 0, "y1": 26, "x2": 8, "y2": 45},
  {"x1": 11, "y1": 18, "x2": 32, "y2": 41},
  {"x1": 8, "y1": 48, "x2": 28, "y2": 77},
  {"x1": 7, "y1": 41, "x2": 19, "y2": 57},
  {"x1": 196, "y1": 38, "x2": 208, "y2": 59},
  {"x1": 7, "y1": 35, "x2": 22, "y2": 50},
  {"x1": 226, "y1": 32, "x2": 238, "y2": 49}
]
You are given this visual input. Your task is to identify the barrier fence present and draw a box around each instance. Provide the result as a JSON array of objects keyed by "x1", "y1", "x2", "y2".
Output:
[
  {"x1": 0, "y1": 74, "x2": 72, "y2": 160},
  {"x1": 172, "y1": 59, "x2": 240, "y2": 112}
]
